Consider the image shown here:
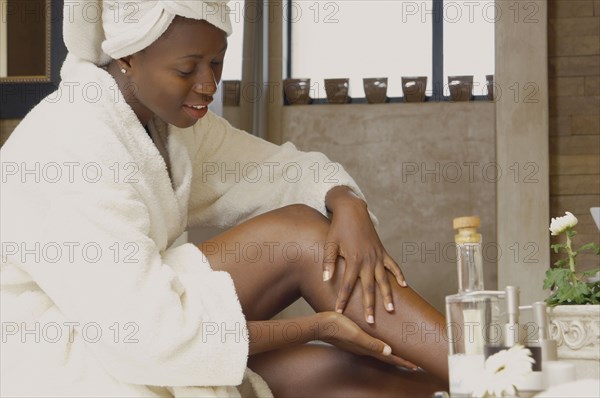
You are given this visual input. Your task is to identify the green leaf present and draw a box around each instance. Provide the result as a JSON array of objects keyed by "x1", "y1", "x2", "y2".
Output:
[
  {"x1": 573, "y1": 283, "x2": 591, "y2": 304},
  {"x1": 551, "y1": 243, "x2": 565, "y2": 253},
  {"x1": 581, "y1": 268, "x2": 600, "y2": 277},
  {"x1": 578, "y1": 242, "x2": 600, "y2": 255},
  {"x1": 567, "y1": 229, "x2": 577, "y2": 238},
  {"x1": 589, "y1": 280, "x2": 600, "y2": 293},
  {"x1": 556, "y1": 282, "x2": 591, "y2": 304},
  {"x1": 545, "y1": 294, "x2": 560, "y2": 306},
  {"x1": 543, "y1": 268, "x2": 571, "y2": 290},
  {"x1": 553, "y1": 258, "x2": 568, "y2": 268}
]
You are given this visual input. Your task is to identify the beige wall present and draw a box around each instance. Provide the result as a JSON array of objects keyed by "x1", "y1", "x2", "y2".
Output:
[
  {"x1": 548, "y1": 0, "x2": 600, "y2": 271},
  {"x1": 495, "y1": 0, "x2": 550, "y2": 305},
  {"x1": 281, "y1": 102, "x2": 497, "y2": 312}
]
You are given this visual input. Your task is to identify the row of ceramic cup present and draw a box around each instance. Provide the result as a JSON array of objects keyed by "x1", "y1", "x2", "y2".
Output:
[
  {"x1": 283, "y1": 75, "x2": 495, "y2": 105},
  {"x1": 221, "y1": 75, "x2": 494, "y2": 106},
  {"x1": 284, "y1": 77, "x2": 392, "y2": 105}
]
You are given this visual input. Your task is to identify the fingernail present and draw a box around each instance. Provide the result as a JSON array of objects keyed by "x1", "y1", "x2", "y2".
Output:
[
  {"x1": 401, "y1": 281, "x2": 408, "y2": 287},
  {"x1": 336, "y1": 308, "x2": 343, "y2": 314},
  {"x1": 367, "y1": 315, "x2": 374, "y2": 324},
  {"x1": 414, "y1": 366, "x2": 422, "y2": 371},
  {"x1": 322, "y1": 270, "x2": 331, "y2": 281},
  {"x1": 386, "y1": 303, "x2": 394, "y2": 311},
  {"x1": 383, "y1": 345, "x2": 392, "y2": 356}
]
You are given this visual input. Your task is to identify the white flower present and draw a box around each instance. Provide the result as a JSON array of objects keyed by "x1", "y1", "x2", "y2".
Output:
[
  {"x1": 549, "y1": 211, "x2": 578, "y2": 236},
  {"x1": 473, "y1": 345, "x2": 535, "y2": 397}
]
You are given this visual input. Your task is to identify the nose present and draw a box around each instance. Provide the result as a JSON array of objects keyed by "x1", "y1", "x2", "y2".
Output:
[{"x1": 192, "y1": 68, "x2": 218, "y2": 97}]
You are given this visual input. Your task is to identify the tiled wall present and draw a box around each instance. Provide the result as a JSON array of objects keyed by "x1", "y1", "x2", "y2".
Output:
[{"x1": 548, "y1": 0, "x2": 600, "y2": 270}]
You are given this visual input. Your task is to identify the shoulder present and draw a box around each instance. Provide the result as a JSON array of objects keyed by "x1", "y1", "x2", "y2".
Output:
[
  {"x1": 4, "y1": 97, "x2": 113, "y2": 159},
  {"x1": 3, "y1": 58, "x2": 139, "y2": 162}
]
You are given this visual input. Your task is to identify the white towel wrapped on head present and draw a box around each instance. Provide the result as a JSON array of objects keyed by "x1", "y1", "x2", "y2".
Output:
[{"x1": 63, "y1": 0, "x2": 233, "y2": 65}]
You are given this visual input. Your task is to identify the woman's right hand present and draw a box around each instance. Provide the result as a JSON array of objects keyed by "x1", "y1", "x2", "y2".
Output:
[{"x1": 317, "y1": 311, "x2": 417, "y2": 369}]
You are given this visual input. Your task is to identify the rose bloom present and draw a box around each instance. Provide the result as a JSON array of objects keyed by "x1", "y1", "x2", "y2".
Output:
[{"x1": 549, "y1": 211, "x2": 578, "y2": 236}]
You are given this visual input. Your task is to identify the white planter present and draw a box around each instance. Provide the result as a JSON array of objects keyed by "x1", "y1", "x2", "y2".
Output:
[{"x1": 548, "y1": 305, "x2": 600, "y2": 380}]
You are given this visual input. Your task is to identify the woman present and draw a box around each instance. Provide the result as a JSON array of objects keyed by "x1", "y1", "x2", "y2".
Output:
[{"x1": 0, "y1": 1, "x2": 448, "y2": 396}]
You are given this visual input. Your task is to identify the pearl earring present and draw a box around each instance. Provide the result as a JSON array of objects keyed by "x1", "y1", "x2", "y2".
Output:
[{"x1": 120, "y1": 68, "x2": 127, "y2": 74}]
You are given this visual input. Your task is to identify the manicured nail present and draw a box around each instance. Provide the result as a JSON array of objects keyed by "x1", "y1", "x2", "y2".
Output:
[
  {"x1": 367, "y1": 315, "x2": 374, "y2": 324},
  {"x1": 401, "y1": 280, "x2": 407, "y2": 287},
  {"x1": 336, "y1": 308, "x2": 343, "y2": 314},
  {"x1": 322, "y1": 270, "x2": 331, "y2": 281},
  {"x1": 383, "y1": 345, "x2": 392, "y2": 356},
  {"x1": 386, "y1": 303, "x2": 394, "y2": 311}
]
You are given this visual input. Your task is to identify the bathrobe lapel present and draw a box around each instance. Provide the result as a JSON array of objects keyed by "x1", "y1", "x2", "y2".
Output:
[
  {"x1": 61, "y1": 54, "x2": 191, "y2": 250},
  {"x1": 164, "y1": 125, "x2": 193, "y2": 245},
  {"x1": 146, "y1": 116, "x2": 193, "y2": 247}
]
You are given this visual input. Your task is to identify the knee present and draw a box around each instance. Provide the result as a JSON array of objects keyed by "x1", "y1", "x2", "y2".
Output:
[
  {"x1": 280, "y1": 204, "x2": 328, "y2": 222},
  {"x1": 278, "y1": 204, "x2": 330, "y2": 236},
  {"x1": 275, "y1": 204, "x2": 330, "y2": 261}
]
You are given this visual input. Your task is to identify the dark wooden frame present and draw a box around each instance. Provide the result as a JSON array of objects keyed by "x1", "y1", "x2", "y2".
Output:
[{"x1": 0, "y1": 0, "x2": 68, "y2": 119}]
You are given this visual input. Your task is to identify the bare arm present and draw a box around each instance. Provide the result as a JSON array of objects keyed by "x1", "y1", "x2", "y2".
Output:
[
  {"x1": 323, "y1": 186, "x2": 407, "y2": 323},
  {"x1": 247, "y1": 314, "x2": 322, "y2": 355},
  {"x1": 248, "y1": 312, "x2": 417, "y2": 369}
]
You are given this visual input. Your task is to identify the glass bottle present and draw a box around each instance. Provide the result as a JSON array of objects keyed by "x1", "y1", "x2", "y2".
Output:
[{"x1": 445, "y1": 216, "x2": 501, "y2": 397}]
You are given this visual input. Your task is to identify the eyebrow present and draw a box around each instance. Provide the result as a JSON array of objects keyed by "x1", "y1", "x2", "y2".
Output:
[{"x1": 178, "y1": 44, "x2": 228, "y2": 60}]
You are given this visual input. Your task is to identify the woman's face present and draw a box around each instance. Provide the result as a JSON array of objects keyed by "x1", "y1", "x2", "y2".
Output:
[{"x1": 124, "y1": 17, "x2": 227, "y2": 128}]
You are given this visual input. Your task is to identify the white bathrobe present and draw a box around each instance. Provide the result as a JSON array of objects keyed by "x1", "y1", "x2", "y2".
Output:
[{"x1": 0, "y1": 54, "x2": 370, "y2": 397}]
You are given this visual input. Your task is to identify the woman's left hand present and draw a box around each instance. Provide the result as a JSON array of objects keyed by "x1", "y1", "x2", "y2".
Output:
[{"x1": 324, "y1": 186, "x2": 407, "y2": 324}]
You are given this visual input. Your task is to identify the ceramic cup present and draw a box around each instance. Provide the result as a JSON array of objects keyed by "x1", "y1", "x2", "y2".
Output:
[
  {"x1": 283, "y1": 78, "x2": 312, "y2": 105},
  {"x1": 222, "y1": 80, "x2": 241, "y2": 107},
  {"x1": 325, "y1": 78, "x2": 351, "y2": 104},
  {"x1": 363, "y1": 77, "x2": 388, "y2": 104},
  {"x1": 485, "y1": 74, "x2": 495, "y2": 101},
  {"x1": 448, "y1": 75, "x2": 474, "y2": 101},
  {"x1": 402, "y1": 76, "x2": 427, "y2": 102},
  {"x1": 542, "y1": 361, "x2": 576, "y2": 389}
]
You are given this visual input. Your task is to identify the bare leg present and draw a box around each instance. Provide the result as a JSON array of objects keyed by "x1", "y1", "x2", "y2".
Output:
[
  {"x1": 200, "y1": 205, "x2": 448, "y2": 386},
  {"x1": 248, "y1": 344, "x2": 447, "y2": 398}
]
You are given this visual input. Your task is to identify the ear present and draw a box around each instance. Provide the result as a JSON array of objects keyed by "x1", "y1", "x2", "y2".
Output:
[{"x1": 117, "y1": 56, "x2": 133, "y2": 70}]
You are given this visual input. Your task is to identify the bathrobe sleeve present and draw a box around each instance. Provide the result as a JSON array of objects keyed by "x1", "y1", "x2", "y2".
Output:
[
  {"x1": 3, "y1": 152, "x2": 248, "y2": 387},
  {"x1": 183, "y1": 111, "x2": 377, "y2": 228}
]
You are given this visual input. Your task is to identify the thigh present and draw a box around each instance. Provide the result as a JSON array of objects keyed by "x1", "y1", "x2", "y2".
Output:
[
  {"x1": 200, "y1": 205, "x2": 329, "y2": 321},
  {"x1": 248, "y1": 344, "x2": 448, "y2": 398},
  {"x1": 201, "y1": 205, "x2": 449, "y2": 381}
]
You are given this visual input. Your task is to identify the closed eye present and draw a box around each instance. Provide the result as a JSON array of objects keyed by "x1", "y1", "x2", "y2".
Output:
[{"x1": 176, "y1": 69, "x2": 194, "y2": 77}]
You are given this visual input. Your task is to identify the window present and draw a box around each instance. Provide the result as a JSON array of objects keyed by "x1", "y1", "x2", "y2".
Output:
[
  {"x1": 221, "y1": 0, "x2": 245, "y2": 81},
  {"x1": 443, "y1": 0, "x2": 495, "y2": 97},
  {"x1": 288, "y1": 0, "x2": 495, "y2": 101}
]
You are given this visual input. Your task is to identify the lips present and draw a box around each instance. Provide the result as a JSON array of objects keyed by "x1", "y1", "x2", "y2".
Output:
[
  {"x1": 183, "y1": 103, "x2": 210, "y2": 120},
  {"x1": 187, "y1": 104, "x2": 207, "y2": 110}
]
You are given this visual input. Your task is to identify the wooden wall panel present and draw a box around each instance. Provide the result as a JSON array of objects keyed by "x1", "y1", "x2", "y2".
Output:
[{"x1": 548, "y1": 0, "x2": 600, "y2": 273}]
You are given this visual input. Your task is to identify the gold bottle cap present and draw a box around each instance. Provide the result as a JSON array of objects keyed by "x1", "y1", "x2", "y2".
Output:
[
  {"x1": 453, "y1": 216, "x2": 482, "y2": 243},
  {"x1": 453, "y1": 216, "x2": 480, "y2": 230}
]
